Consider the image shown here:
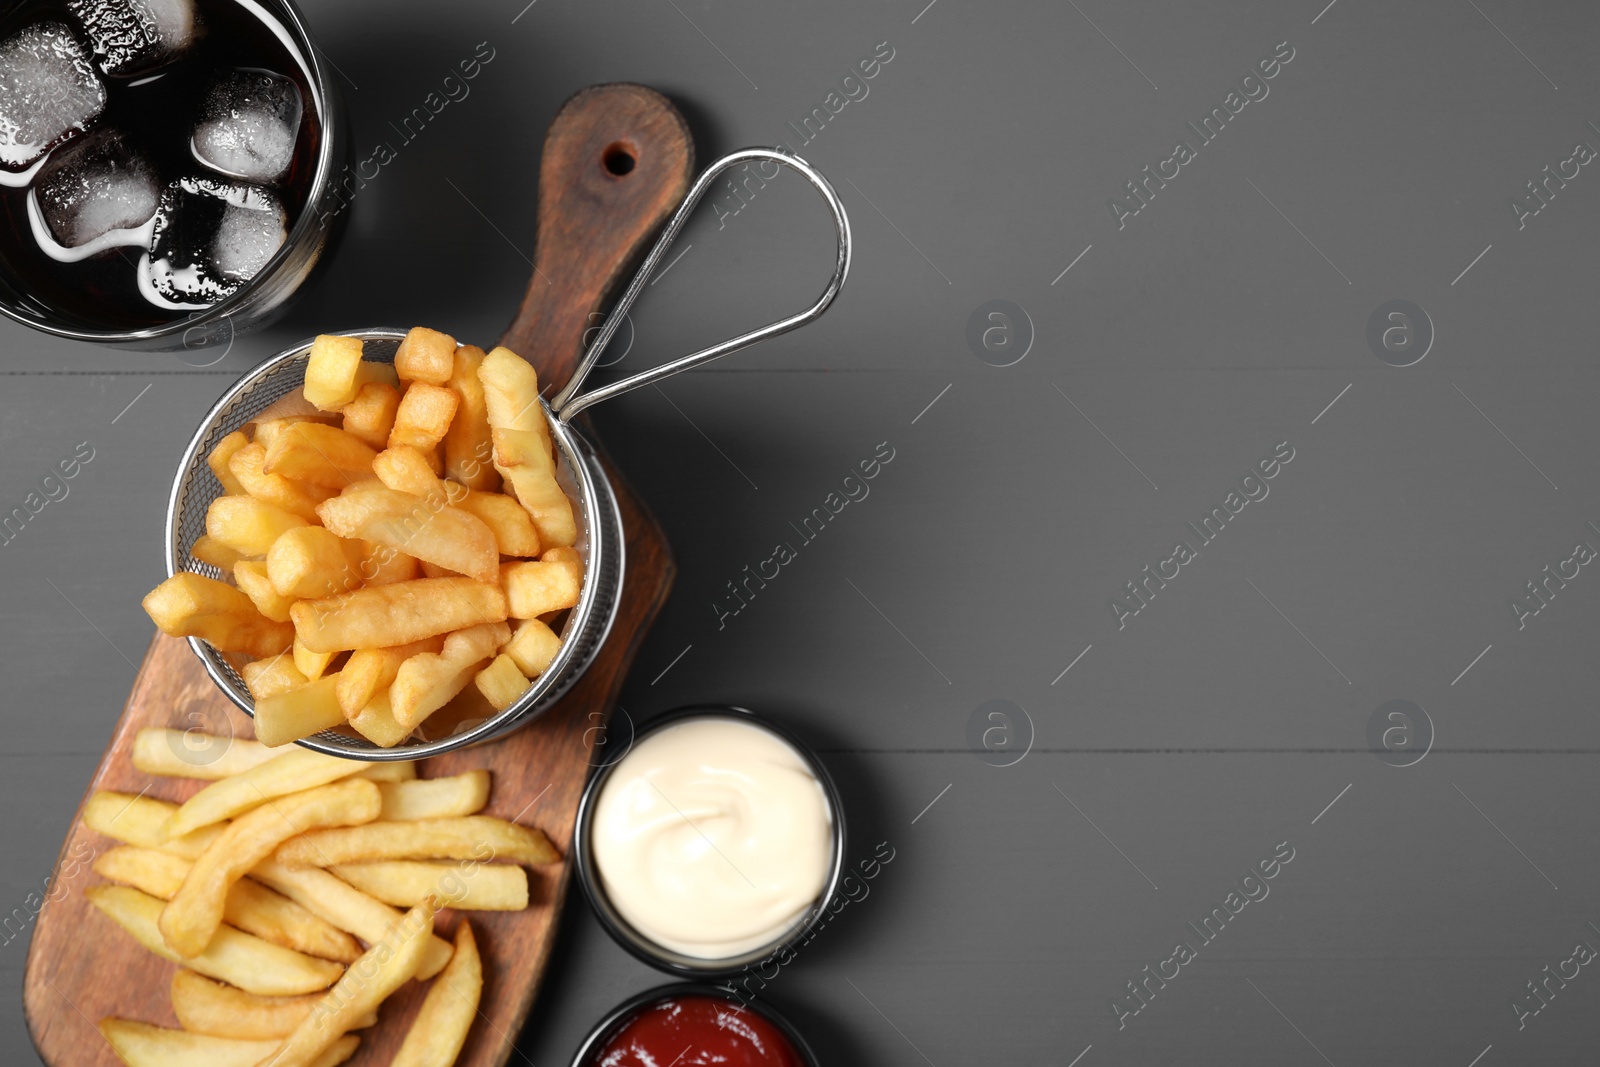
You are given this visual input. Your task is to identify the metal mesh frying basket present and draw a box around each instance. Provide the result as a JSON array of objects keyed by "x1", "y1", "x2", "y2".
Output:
[
  {"x1": 162, "y1": 145, "x2": 851, "y2": 761},
  {"x1": 165, "y1": 328, "x2": 623, "y2": 759}
]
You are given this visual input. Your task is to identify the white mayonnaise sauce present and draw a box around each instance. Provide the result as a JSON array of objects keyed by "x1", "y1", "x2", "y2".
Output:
[{"x1": 591, "y1": 716, "x2": 833, "y2": 959}]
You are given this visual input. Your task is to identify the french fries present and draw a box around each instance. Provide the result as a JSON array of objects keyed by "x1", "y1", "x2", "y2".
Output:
[
  {"x1": 235, "y1": 560, "x2": 298, "y2": 622},
  {"x1": 161, "y1": 747, "x2": 373, "y2": 839},
  {"x1": 317, "y1": 488, "x2": 497, "y2": 583},
  {"x1": 390, "y1": 622, "x2": 509, "y2": 730},
  {"x1": 373, "y1": 445, "x2": 461, "y2": 501},
  {"x1": 347, "y1": 692, "x2": 411, "y2": 749},
  {"x1": 500, "y1": 558, "x2": 582, "y2": 619},
  {"x1": 133, "y1": 729, "x2": 278, "y2": 779},
  {"x1": 504, "y1": 618, "x2": 562, "y2": 678},
  {"x1": 149, "y1": 329, "x2": 584, "y2": 750},
  {"x1": 377, "y1": 770, "x2": 490, "y2": 820},
  {"x1": 159, "y1": 778, "x2": 383, "y2": 957},
  {"x1": 190, "y1": 534, "x2": 252, "y2": 571},
  {"x1": 142, "y1": 573, "x2": 295, "y2": 657},
  {"x1": 254, "y1": 673, "x2": 347, "y2": 747},
  {"x1": 393, "y1": 326, "x2": 456, "y2": 384},
  {"x1": 207, "y1": 431, "x2": 250, "y2": 495},
  {"x1": 80, "y1": 708, "x2": 559, "y2": 1059},
  {"x1": 333, "y1": 860, "x2": 529, "y2": 910},
  {"x1": 389, "y1": 382, "x2": 460, "y2": 455},
  {"x1": 94, "y1": 846, "x2": 361, "y2": 962},
  {"x1": 229, "y1": 441, "x2": 335, "y2": 522},
  {"x1": 265, "y1": 423, "x2": 379, "y2": 489},
  {"x1": 268, "y1": 526, "x2": 363, "y2": 599},
  {"x1": 170, "y1": 970, "x2": 376, "y2": 1041},
  {"x1": 264, "y1": 897, "x2": 439, "y2": 1067},
  {"x1": 252, "y1": 860, "x2": 454, "y2": 980},
  {"x1": 475, "y1": 653, "x2": 531, "y2": 711},
  {"x1": 291, "y1": 578, "x2": 507, "y2": 653},
  {"x1": 302, "y1": 334, "x2": 367, "y2": 410},
  {"x1": 392, "y1": 921, "x2": 482, "y2": 1067},
  {"x1": 341, "y1": 381, "x2": 401, "y2": 450},
  {"x1": 457, "y1": 489, "x2": 540, "y2": 556},
  {"x1": 275, "y1": 814, "x2": 558, "y2": 868},
  {"x1": 206, "y1": 495, "x2": 308, "y2": 556},
  {"x1": 443, "y1": 344, "x2": 499, "y2": 491},
  {"x1": 98, "y1": 1018, "x2": 358, "y2": 1067},
  {"x1": 479, "y1": 346, "x2": 577, "y2": 547},
  {"x1": 82, "y1": 791, "x2": 224, "y2": 858},
  {"x1": 88, "y1": 885, "x2": 343, "y2": 996},
  {"x1": 336, "y1": 638, "x2": 443, "y2": 719}
]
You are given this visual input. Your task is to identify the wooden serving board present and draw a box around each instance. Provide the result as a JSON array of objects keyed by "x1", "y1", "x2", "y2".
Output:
[{"x1": 23, "y1": 83, "x2": 693, "y2": 1067}]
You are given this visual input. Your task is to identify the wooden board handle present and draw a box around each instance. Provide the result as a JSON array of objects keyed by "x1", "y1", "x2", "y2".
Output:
[{"x1": 499, "y1": 83, "x2": 694, "y2": 392}]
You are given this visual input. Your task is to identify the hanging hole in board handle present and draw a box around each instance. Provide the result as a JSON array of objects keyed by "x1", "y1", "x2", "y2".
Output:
[
  {"x1": 549, "y1": 146, "x2": 853, "y2": 422},
  {"x1": 602, "y1": 142, "x2": 637, "y2": 176}
]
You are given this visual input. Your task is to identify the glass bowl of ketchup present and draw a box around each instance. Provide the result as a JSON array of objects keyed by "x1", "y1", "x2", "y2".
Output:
[{"x1": 569, "y1": 984, "x2": 819, "y2": 1067}]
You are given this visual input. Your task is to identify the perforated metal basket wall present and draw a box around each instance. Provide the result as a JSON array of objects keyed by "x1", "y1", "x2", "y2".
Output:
[{"x1": 165, "y1": 328, "x2": 624, "y2": 760}]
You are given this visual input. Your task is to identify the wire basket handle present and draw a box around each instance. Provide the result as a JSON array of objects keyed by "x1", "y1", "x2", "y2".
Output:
[{"x1": 549, "y1": 147, "x2": 852, "y2": 421}]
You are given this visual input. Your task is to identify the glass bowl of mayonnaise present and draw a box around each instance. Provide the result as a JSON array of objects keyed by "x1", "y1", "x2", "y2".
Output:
[{"x1": 573, "y1": 706, "x2": 846, "y2": 978}]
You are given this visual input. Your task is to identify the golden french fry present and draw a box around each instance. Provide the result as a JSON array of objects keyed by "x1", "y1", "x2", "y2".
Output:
[
  {"x1": 229, "y1": 441, "x2": 336, "y2": 522},
  {"x1": 332, "y1": 861, "x2": 528, "y2": 911},
  {"x1": 504, "y1": 618, "x2": 562, "y2": 678},
  {"x1": 293, "y1": 635, "x2": 340, "y2": 682},
  {"x1": 265, "y1": 897, "x2": 439, "y2": 1067},
  {"x1": 254, "y1": 673, "x2": 347, "y2": 747},
  {"x1": 265, "y1": 423, "x2": 379, "y2": 489},
  {"x1": 500, "y1": 559, "x2": 582, "y2": 619},
  {"x1": 161, "y1": 747, "x2": 375, "y2": 840},
  {"x1": 418, "y1": 560, "x2": 461, "y2": 579},
  {"x1": 373, "y1": 445, "x2": 462, "y2": 500},
  {"x1": 235, "y1": 560, "x2": 297, "y2": 623},
  {"x1": 392, "y1": 920, "x2": 482, "y2": 1067},
  {"x1": 268, "y1": 525, "x2": 363, "y2": 600},
  {"x1": 190, "y1": 534, "x2": 253, "y2": 571},
  {"x1": 479, "y1": 346, "x2": 576, "y2": 547},
  {"x1": 390, "y1": 622, "x2": 509, "y2": 730},
  {"x1": 303, "y1": 334, "x2": 366, "y2": 410},
  {"x1": 341, "y1": 381, "x2": 401, "y2": 450},
  {"x1": 357, "y1": 539, "x2": 419, "y2": 585},
  {"x1": 87, "y1": 885, "x2": 343, "y2": 996},
  {"x1": 253, "y1": 415, "x2": 339, "y2": 451},
  {"x1": 133, "y1": 729, "x2": 278, "y2": 779},
  {"x1": 291, "y1": 577, "x2": 507, "y2": 653},
  {"x1": 394, "y1": 326, "x2": 456, "y2": 384},
  {"x1": 389, "y1": 382, "x2": 460, "y2": 454},
  {"x1": 160, "y1": 778, "x2": 383, "y2": 958},
  {"x1": 208, "y1": 431, "x2": 250, "y2": 495},
  {"x1": 98, "y1": 1018, "x2": 358, "y2": 1067},
  {"x1": 207, "y1": 495, "x2": 309, "y2": 556},
  {"x1": 457, "y1": 490, "x2": 540, "y2": 556},
  {"x1": 94, "y1": 847, "x2": 361, "y2": 962},
  {"x1": 443, "y1": 344, "x2": 499, "y2": 492},
  {"x1": 542, "y1": 545, "x2": 580, "y2": 565},
  {"x1": 171, "y1": 970, "x2": 376, "y2": 1041},
  {"x1": 377, "y1": 770, "x2": 491, "y2": 821},
  {"x1": 336, "y1": 638, "x2": 442, "y2": 718},
  {"x1": 251, "y1": 859, "x2": 453, "y2": 979},
  {"x1": 82, "y1": 792, "x2": 224, "y2": 859},
  {"x1": 275, "y1": 815, "x2": 558, "y2": 868},
  {"x1": 474, "y1": 654, "x2": 530, "y2": 712},
  {"x1": 317, "y1": 487, "x2": 497, "y2": 583},
  {"x1": 142, "y1": 572, "x2": 295, "y2": 657},
  {"x1": 348, "y1": 692, "x2": 411, "y2": 748},
  {"x1": 244, "y1": 653, "x2": 310, "y2": 702}
]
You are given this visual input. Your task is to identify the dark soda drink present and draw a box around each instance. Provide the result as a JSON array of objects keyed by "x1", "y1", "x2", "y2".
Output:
[{"x1": 0, "y1": 0, "x2": 324, "y2": 333}]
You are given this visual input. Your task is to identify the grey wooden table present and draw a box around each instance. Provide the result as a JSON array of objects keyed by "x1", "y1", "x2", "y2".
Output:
[{"x1": 5, "y1": 0, "x2": 1600, "y2": 1063}]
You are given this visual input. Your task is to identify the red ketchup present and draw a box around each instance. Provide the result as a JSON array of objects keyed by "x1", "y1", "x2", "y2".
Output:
[{"x1": 590, "y1": 995, "x2": 807, "y2": 1067}]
